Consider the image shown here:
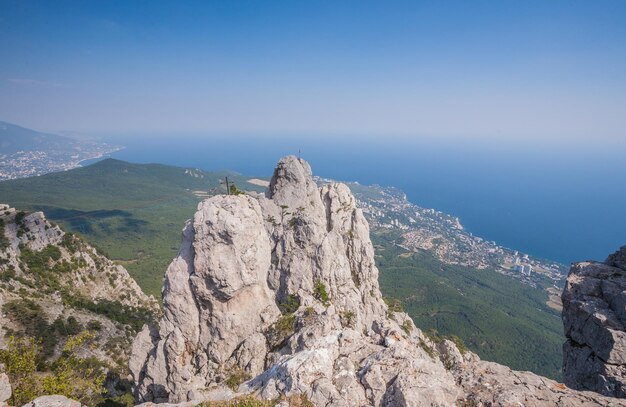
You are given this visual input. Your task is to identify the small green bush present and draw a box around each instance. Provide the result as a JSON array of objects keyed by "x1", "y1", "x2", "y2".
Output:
[
  {"x1": 224, "y1": 368, "x2": 251, "y2": 391},
  {"x1": 87, "y1": 320, "x2": 103, "y2": 331},
  {"x1": 267, "y1": 313, "x2": 296, "y2": 351},
  {"x1": 61, "y1": 292, "x2": 155, "y2": 333},
  {"x1": 61, "y1": 233, "x2": 79, "y2": 253},
  {"x1": 0, "y1": 219, "x2": 9, "y2": 250},
  {"x1": 15, "y1": 211, "x2": 26, "y2": 225},
  {"x1": 229, "y1": 184, "x2": 244, "y2": 195},
  {"x1": 275, "y1": 313, "x2": 295, "y2": 335},
  {"x1": 279, "y1": 294, "x2": 300, "y2": 314},
  {"x1": 384, "y1": 297, "x2": 404, "y2": 319},
  {"x1": 65, "y1": 316, "x2": 83, "y2": 335},
  {"x1": 0, "y1": 336, "x2": 40, "y2": 406},
  {"x1": 314, "y1": 280, "x2": 330, "y2": 306},
  {"x1": 0, "y1": 267, "x2": 16, "y2": 282},
  {"x1": 384, "y1": 297, "x2": 404, "y2": 313}
]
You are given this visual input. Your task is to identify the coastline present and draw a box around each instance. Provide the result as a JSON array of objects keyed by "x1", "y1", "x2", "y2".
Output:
[{"x1": 77, "y1": 146, "x2": 125, "y2": 167}]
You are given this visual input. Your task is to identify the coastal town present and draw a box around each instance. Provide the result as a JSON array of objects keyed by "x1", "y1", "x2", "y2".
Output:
[
  {"x1": 0, "y1": 142, "x2": 121, "y2": 180},
  {"x1": 326, "y1": 179, "x2": 568, "y2": 291}
]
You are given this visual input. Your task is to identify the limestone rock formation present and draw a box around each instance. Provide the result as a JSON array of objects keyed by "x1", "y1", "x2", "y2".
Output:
[
  {"x1": 455, "y1": 359, "x2": 622, "y2": 406},
  {"x1": 20, "y1": 395, "x2": 83, "y2": 407},
  {"x1": 131, "y1": 156, "x2": 625, "y2": 406},
  {"x1": 0, "y1": 205, "x2": 157, "y2": 311},
  {"x1": 562, "y1": 246, "x2": 626, "y2": 398},
  {"x1": 0, "y1": 364, "x2": 10, "y2": 407}
]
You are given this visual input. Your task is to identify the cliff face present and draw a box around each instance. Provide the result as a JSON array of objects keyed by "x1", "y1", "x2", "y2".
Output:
[
  {"x1": 131, "y1": 156, "x2": 623, "y2": 406},
  {"x1": 562, "y1": 246, "x2": 626, "y2": 397}
]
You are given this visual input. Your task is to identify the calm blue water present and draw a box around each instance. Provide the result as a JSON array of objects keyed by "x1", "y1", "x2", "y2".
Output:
[{"x1": 96, "y1": 133, "x2": 625, "y2": 265}]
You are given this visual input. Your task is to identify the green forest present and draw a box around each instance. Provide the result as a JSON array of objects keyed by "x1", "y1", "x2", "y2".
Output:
[{"x1": 374, "y1": 230, "x2": 563, "y2": 379}]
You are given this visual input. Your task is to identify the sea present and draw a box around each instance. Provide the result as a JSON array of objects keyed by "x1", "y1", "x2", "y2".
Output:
[{"x1": 88, "y1": 133, "x2": 626, "y2": 266}]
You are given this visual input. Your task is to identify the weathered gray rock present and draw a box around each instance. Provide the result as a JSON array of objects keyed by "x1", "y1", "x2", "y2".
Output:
[
  {"x1": 607, "y1": 246, "x2": 626, "y2": 272},
  {"x1": 131, "y1": 156, "x2": 625, "y2": 406},
  {"x1": 0, "y1": 367, "x2": 10, "y2": 407},
  {"x1": 455, "y1": 359, "x2": 622, "y2": 406},
  {"x1": 21, "y1": 395, "x2": 83, "y2": 407},
  {"x1": 562, "y1": 249, "x2": 626, "y2": 398}
]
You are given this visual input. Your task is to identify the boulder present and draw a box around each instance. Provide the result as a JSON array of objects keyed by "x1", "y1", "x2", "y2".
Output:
[{"x1": 21, "y1": 396, "x2": 82, "y2": 407}]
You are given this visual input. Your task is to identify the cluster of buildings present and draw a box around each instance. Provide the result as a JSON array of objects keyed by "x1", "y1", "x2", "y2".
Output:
[
  {"x1": 512, "y1": 254, "x2": 533, "y2": 276},
  {"x1": 317, "y1": 178, "x2": 567, "y2": 287},
  {"x1": 0, "y1": 145, "x2": 120, "y2": 181}
]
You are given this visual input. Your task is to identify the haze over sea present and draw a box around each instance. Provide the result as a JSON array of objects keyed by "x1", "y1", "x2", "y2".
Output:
[{"x1": 93, "y1": 133, "x2": 625, "y2": 267}]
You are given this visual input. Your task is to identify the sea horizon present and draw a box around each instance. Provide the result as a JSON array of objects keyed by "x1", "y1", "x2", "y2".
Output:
[{"x1": 88, "y1": 133, "x2": 626, "y2": 267}]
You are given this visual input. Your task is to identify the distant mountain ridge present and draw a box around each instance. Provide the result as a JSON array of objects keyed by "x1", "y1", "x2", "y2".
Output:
[{"x1": 0, "y1": 121, "x2": 75, "y2": 153}]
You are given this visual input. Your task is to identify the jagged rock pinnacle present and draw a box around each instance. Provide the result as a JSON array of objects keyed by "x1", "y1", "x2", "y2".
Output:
[{"x1": 130, "y1": 157, "x2": 625, "y2": 406}]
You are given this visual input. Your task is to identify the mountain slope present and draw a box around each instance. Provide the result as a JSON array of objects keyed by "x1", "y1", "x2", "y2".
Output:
[
  {"x1": 0, "y1": 204, "x2": 158, "y2": 369},
  {"x1": 0, "y1": 121, "x2": 75, "y2": 153},
  {"x1": 374, "y1": 229, "x2": 563, "y2": 379}
]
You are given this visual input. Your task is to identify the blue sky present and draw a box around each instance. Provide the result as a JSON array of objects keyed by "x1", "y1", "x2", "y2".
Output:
[{"x1": 1, "y1": 0, "x2": 625, "y2": 143}]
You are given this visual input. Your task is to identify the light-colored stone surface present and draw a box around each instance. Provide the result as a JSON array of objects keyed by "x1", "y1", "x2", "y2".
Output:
[
  {"x1": 562, "y1": 246, "x2": 626, "y2": 398},
  {"x1": 455, "y1": 359, "x2": 623, "y2": 406},
  {"x1": 131, "y1": 156, "x2": 625, "y2": 406},
  {"x1": 21, "y1": 395, "x2": 83, "y2": 407},
  {"x1": 0, "y1": 369, "x2": 11, "y2": 407}
]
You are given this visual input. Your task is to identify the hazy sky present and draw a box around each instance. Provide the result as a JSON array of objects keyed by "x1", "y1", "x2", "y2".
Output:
[{"x1": 1, "y1": 0, "x2": 625, "y2": 143}]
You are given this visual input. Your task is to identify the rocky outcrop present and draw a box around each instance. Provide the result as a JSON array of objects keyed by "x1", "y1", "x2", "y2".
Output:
[
  {"x1": 21, "y1": 395, "x2": 83, "y2": 407},
  {"x1": 562, "y1": 246, "x2": 626, "y2": 398},
  {"x1": 131, "y1": 156, "x2": 624, "y2": 406},
  {"x1": 0, "y1": 206, "x2": 157, "y2": 311},
  {"x1": 0, "y1": 364, "x2": 10, "y2": 407},
  {"x1": 0, "y1": 205, "x2": 159, "y2": 365},
  {"x1": 455, "y1": 359, "x2": 621, "y2": 406}
]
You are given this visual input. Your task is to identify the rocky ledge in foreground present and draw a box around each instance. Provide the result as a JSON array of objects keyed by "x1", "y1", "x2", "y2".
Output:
[
  {"x1": 130, "y1": 156, "x2": 623, "y2": 406},
  {"x1": 563, "y1": 246, "x2": 626, "y2": 398}
]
